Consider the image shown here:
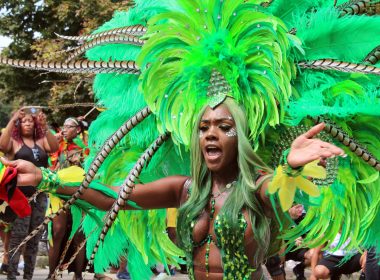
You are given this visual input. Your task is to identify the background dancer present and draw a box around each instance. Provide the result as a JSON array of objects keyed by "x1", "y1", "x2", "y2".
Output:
[{"x1": 0, "y1": 108, "x2": 58, "y2": 280}]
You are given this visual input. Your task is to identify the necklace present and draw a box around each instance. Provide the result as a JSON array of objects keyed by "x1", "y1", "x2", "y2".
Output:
[
  {"x1": 204, "y1": 180, "x2": 237, "y2": 277},
  {"x1": 211, "y1": 180, "x2": 237, "y2": 199}
]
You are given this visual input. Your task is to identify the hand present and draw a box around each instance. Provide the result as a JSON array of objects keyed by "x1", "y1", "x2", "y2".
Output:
[
  {"x1": 287, "y1": 123, "x2": 346, "y2": 168},
  {"x1": 37, "y1": 111, "x2": 48, "y2": 129},
  {"x1": 295, "y1": 237, "x2": 303, "y2": 247},
  {"x1": 0, "y1": 157, "x2": 42, "y2": 187},
  {"x1": 11, "y1": 109, "x2": 25, "y2": 124}
]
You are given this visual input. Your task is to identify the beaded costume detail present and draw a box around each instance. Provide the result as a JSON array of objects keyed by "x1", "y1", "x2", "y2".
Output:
[{"x1": 185, "y1": 184, "x2": 253, "y2": 280}]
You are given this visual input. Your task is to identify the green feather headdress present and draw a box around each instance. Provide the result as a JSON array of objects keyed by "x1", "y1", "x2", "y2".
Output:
[{"x1": 138, "y1": 0, "x2": 297, "y2": 144}]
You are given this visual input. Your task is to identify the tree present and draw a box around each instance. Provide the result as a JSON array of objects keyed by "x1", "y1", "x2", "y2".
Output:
[{"x1": 0, "y1": 0, "x2": 129, "y2": 126}]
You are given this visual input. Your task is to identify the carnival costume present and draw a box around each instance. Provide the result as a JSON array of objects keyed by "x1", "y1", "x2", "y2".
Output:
[{"x1": 1, "y1": 0, "x2": 380, "y2": 279}]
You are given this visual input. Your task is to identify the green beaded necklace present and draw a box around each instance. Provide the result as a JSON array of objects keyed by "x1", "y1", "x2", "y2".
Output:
[{"x1": 205, "y1": 181, "x2": 236, "y2": 276}]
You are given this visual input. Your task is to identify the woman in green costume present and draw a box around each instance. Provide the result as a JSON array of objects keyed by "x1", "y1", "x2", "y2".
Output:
[
  {"x1": 1, "y1": 98, "x2": 345, "y2": 280},
  {"x1": 0, "y1": 0, "x2": 380, "y2": 278}
]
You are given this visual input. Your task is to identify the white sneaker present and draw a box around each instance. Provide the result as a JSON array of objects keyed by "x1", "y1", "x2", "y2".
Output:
[{"x1": 154, "y1": 272, "x2": 171, "y2": 280}]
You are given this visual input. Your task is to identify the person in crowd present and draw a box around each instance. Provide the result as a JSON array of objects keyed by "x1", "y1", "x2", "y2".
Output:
[
  {"x1": 2, "y1": 99, "x2": 345, "y2": 280},
  {"x1": 47, "y1": 117, "x2": 110, "y2": 280},
  {"x1": 365, "y1": 247, "x2": 380, "y2": 280},
  {"x1": 0, "y1": 221, "x2": 11, "y2": 275},
  {"x1": 48, "y1": 122, "x2": 64, "y2": 169},
  {"x1": 114, "y1": 259, "x2": 130, "y2": 280},
  {"x1": 0, "y1": 108, "x2": 58, "y2": 280},
  {"x1": 285, "y1": 204, "x2": 313, "y2": 280},
  {"x1": 0, "y1": 129, "x2": 11, "y2": 275},
  {"x1": 47, "y1": 117, "x2": 88, "y2": 280},
  {"x1": 310, "y1": 232, "x2": 366, "y2": 280},
  {"x1": 264, "y1": 204, "x2": 310, "y2": 280}
]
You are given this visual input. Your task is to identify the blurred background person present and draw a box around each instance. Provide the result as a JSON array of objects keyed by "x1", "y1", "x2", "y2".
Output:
[
  {"x1": 0, "y1": 108, "x2": 58, "y2": 280},
  {"x1": 47, "y1": 117, "x2": 99, "y2": 280},
  {"x1": 0, "y1": 221, "x2": 11, "y2": 275},
  {"x1": 310, "y1": 232, "x2": 366, "y2": 280}
]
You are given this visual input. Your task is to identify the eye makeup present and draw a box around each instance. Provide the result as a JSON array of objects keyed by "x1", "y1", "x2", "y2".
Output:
[{"x1": 225, "y1": 128, "x2": 237, "y2": 137}]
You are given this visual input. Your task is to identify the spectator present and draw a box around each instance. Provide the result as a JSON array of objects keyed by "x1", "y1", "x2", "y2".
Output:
[
  {"x1": 0, "y1": 108, "x2": 58, "y2": 280},
  {"x1": 0, "y1": 222, "x2": 11, "y2": 275},
  {"x1": 285, "y1": 204, "x2": 312, "y2": 280},
  {"x1": 365, "y1": 247, "x2": 380, "y2": 280},
  {"x1": 47, "y1": 117, "x2": 88, "y2": 280},
  {"x1": 311, "y1": 233, "x2": 366, "y2": 280}
]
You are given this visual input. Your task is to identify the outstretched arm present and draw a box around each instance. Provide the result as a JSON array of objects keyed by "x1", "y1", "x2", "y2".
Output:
[{"x1": 0, "y1": 157, "x2": 188, "y2": 211}]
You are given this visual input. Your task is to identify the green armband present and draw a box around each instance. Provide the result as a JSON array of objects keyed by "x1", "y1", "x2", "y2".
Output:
[
  {"x1": 37, "y1": 167, "x2": 60, "y2": 193},
  {"x1": 281, "y1": 148, "x2": 303, "y2": 177}
]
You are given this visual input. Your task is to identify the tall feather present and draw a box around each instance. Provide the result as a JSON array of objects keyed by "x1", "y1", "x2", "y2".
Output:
[
  {"x1": 138, "y1": 0, "x2": 296, "y2": 144},
  {"x1": 296, "y1": 8, "x2": 380, "y2": 62}
]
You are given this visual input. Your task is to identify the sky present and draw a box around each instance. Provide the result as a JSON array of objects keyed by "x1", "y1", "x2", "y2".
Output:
[{"x1": 0, "y1": 35, "x2": 11, "y2": 48}]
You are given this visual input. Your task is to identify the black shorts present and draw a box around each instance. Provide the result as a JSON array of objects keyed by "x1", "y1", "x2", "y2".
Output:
[
  {"x1": 318, "y1": 253, "x2": 362, "y2": 276},
  {"x1": 286, "y1": 248, "x2": 308, "y2": 262}
]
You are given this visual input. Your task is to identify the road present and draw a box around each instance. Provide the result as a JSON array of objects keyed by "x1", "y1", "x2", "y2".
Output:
[{"x1": 0, "y1": 244, "x2": 362, "y2": 279}]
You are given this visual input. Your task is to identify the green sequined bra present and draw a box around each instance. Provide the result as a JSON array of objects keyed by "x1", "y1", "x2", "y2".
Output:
[{"x1": 185, "y1": 190, "x2": 255, "y2": 280}]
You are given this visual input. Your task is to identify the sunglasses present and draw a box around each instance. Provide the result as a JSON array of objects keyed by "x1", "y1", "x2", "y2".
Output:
[{"x1": 63, "y1": 125, "x2": 78, "y2": 129}]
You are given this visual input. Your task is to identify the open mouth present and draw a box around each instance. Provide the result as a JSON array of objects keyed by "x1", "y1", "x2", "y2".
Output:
[{"x1": 205, "y1": 146, "x2": 222, "y2": 160}]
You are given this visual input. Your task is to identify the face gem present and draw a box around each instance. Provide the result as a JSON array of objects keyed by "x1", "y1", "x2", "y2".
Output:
[{"x1": 226, "y1": 128, "x2": 237, "y2": 137}]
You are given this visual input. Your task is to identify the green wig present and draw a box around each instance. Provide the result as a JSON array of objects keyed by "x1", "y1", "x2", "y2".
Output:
[{"x1": 177, "y1": 98, "x2": 272, "y2": 263}]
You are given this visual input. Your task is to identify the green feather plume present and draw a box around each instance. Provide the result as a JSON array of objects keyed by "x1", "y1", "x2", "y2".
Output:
[
  {"x1": 286, "y1": 71, "x2": 380, "y2": 125},
  {"x1": 267, "y1": 0, "x2": 324, "y2": 26},
  {"x1": 138, "y1": 0, "x2": 297, "y2": 144},
  {"x1": 296, "y1": 8, "x2": 380, "y2": 62},
  {"x1": 282, "y1": 115, "x2": 380, "y2": 254}
]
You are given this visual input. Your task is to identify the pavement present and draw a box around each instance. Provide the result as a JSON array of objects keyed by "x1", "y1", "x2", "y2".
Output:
[
  {"x1": 1, "y1": 258, "x2": 363, "y2": 280},
  {"x1": 0, "y1": 242, "x2": 363, "y2": 279}
]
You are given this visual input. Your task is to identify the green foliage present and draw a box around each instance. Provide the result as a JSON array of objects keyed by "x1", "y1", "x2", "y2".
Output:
[{"x1": 0, "y1": 0, "x2": 128, "y2": 126}]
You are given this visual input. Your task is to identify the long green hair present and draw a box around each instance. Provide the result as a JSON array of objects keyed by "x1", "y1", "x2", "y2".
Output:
[{"x1": 177, "y1": 98, "x2": 272, "y2": 263}]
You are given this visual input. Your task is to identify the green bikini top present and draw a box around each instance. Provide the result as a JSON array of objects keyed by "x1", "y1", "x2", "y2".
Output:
[{"x1": 185, "y1": 180, "x2": 256, "y2": 280}]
